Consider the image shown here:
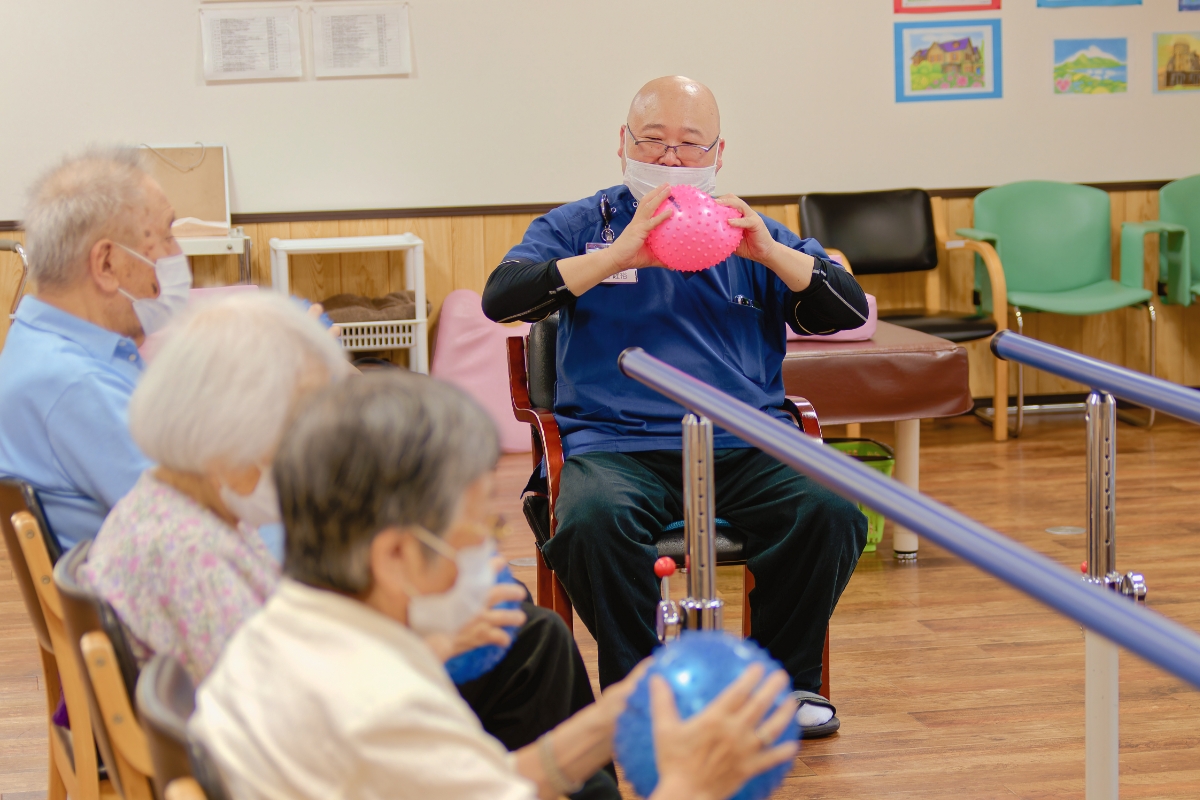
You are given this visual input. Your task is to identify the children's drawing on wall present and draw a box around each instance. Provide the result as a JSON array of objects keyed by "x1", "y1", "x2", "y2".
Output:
[
  {"x1": 895, "y1": 19, "x2": 1002, "y2": 102},
  {"x1": 1038, "y1": 0, "x2": 1140, "y2": 7},
  {"x1": 1182, "y1": 1, "x2": 1200, "y2": 12},
  {"x1": 894, "y1": 0, "x2": 1000, "y2": 12},
  {"x1": 1054, "y1": 38, "x2": 1127, "y2": 94},
  {"x1": 1155, "y1": 32, "x2": 1200, "y2": 91}
]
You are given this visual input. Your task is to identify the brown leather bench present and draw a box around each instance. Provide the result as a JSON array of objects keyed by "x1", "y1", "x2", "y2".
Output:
[{"x1": 782, "y1": 321, "x2": 973, "y2": 558}]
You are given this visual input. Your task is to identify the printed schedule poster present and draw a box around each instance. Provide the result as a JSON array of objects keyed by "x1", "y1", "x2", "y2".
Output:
[
  {"x1": 200, "y1": 6, "x2": 303, "y2": 82},
  {"x1": 312, "y1": 3, "x2": 412, "y2": 78}
]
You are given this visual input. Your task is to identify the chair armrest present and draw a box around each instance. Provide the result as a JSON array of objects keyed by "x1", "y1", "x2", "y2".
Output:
[
  {"x1": 1120, "y1": 221, "x2": 1191, "y2": 306},
  {"x1": 954, "y1": 228, "x2": 1000, "y2": 246},
  {"x1": 506, "y1": 336, "x2": 565, "y2": 535},
  {"x1": 783, "y1": 396, "x2": 823, "y2": 440},
  {"x1": 944, "y1": 238, "x2": 1007, "y2": 327}
]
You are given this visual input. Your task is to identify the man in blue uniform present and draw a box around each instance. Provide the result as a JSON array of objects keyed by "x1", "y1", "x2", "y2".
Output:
[{"x1": 483, "y1": 76, "x2": 869, "y2": 738}]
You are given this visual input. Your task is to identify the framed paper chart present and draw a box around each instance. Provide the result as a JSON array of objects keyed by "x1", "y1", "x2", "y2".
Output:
[
  {"x1": 895, "y1": 19, "x2": 1002, "y2": 102},
  {"x1": 895, "y1": 0, "x2": 1001, "y2": 12},
  {"x1": 1054, "y1": 38, "x2": 1127, "y2": 94},
  {"x1": 1155, "y1": 32, "x2": 1200, "y2": 92}
]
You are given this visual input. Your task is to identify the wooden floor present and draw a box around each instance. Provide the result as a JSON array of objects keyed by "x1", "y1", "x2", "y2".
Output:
[{"x1": 3, "y1": 413, "x2": 1199, "y2": 799}]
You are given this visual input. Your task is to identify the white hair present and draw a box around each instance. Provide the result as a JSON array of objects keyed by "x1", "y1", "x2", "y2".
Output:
[
  {"x1": 23, "y1": 147, "x2": 151, "y2": 289},
  {"x1": 129, "y1": 292, "x2": 354, "y2": 473}
]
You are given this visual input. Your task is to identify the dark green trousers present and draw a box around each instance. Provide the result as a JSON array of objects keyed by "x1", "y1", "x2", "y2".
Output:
[{"x1": 543, "y1": 448, "x2": 867, "y2": 691}]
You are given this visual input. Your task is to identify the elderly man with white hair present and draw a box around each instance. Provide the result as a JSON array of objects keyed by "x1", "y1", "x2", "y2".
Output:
[{"x1": 0, "y1": 148, "x2": 189, "y2": 547}]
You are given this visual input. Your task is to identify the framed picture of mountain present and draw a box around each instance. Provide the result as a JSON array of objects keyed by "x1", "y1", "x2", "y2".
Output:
[
  {"x1": 895, "y1": 19, "x2": 1002, "y2": 102},
  {"x1": 895, "y1": 0, "x2": 1001, "y2": 12},
  {"x1": 1054, "y1": 38, "x2": 1127, "y2": 94},
  {"x1": 1155, "y1": 32, "x2": 1200, "y2": 92},
  {"x1": 1038, "y1": 0, "x2": 1139, "y2": 6}
]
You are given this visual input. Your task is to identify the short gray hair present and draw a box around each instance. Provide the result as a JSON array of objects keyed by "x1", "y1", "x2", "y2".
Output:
[
  {"x1": 276, "y1": 372, "x2": 500, "y2": 594},
  {"x1": 129, "y1": 292, "x2": 353, "y2": 473},
  {"x1": 24, "y1": 147, "x2": 151, "y2": 289}
]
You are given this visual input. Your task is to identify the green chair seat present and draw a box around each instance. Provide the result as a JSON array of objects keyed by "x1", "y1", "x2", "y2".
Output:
[{"x1": 1007, "y1": 281, "x2": 1152, "y2": 316}]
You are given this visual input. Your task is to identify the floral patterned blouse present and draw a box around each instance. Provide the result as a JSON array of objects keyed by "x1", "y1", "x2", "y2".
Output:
[{"x1": 80, "y1": 471, "x2": 281, "y2": 685}]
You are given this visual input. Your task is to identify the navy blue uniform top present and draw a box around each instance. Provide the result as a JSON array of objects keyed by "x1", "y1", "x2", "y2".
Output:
[{"x1": 485, "y1": 185, "x2": 867, "y2": 457}]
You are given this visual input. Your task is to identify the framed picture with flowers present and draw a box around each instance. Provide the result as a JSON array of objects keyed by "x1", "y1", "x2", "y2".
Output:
[{"x1": 895, "y1": 19, "x2": 1003, "y2": 102}]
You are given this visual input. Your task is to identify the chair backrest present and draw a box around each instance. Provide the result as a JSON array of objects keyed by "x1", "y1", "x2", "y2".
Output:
[
  {"x1": 798, "y1": 189, "x2": 939, "y2": 275},
  {"x1": 55, "y1": 541, "x2": 153, "y2": 800},
  {"x1": 1159, "y1": 174, "x2": 1200, "y2": 282},
  {"x1": 137, "y1": 654, "x2": 233, "y2": 800},
  {"x1": 10, "y1": 510, "x2": 107, "y2": 800},
  {"x1": 972, "y1": 180, "x2": 1112, "y2": 294},
  {"x1": 526, "y1": 312, "x2": 559, "y2": 410},
  {"x1": 0, "y1": 480, "x2": 61, "y2": 652}
]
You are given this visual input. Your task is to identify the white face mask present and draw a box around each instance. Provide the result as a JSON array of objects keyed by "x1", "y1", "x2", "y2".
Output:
[
  {"x1": 219, "y1": 467, "x2": 282, "y2": 528},
  {"x1": 622, "y1": 134, "x2": 719, "y2": 201},
  {"x1": 117, "y1": 244, "x2": 193, "y2": 335},
  {"x1": 404, "y1": 527, "x2": 497, "y2": 638}
]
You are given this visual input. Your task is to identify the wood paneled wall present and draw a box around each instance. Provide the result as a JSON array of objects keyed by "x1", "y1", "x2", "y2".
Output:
[{"x1": 2, "y1": 193, "x2": 1197, "y2": 399}]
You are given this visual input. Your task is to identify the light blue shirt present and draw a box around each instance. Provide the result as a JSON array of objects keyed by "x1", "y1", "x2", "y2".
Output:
[{"x1": 0, "y1": 297, "x2": 151, "y2": 548}]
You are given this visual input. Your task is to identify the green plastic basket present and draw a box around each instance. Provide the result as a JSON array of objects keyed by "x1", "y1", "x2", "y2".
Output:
[{"x1": 825, "y1": 438, "x2": 895, "y2": 553}]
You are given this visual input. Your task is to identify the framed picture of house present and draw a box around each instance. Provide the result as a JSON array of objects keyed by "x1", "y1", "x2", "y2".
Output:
[
  {"x1": 895, "y1": 19, "x2": 1002, "y2": 103},
  {"x1": 1154, "y1": 32, "x2": 1200, "y2": 92},
  {"x1": 895, "y1": 0, "x2": 1001, "y2": 12}
]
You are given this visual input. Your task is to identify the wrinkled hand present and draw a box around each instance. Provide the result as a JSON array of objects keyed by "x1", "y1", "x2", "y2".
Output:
[
  {"x1": 716, "y1": 195, "x2": 779, "y2": 265},
  {"x1": 651, "y1": 664, "x2": 798, "y2": 800},
  {"x1": 604, "y1": 184, "x2": 673, "y2": 273},
  {"x1": 425, "y1": 557, "x2": 526, "y2": 662}
]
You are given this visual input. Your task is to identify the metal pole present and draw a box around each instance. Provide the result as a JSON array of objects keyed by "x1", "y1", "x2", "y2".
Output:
[
  {"x1": 681, "y1": 414, "x2": 722, "y2": 631},
  {"x1": 1084, "y1": 390, "x2": 1119, "y2": 800},
  {"x1": 1085, "y1": 392, "x2": 1117, "y2": 584}
]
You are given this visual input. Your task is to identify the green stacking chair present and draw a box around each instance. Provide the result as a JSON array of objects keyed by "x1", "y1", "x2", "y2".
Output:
[
  {"x1": 1120, "y1": 175, "x2": 1196, "y2": 307},
  {"x1": 957, "y1": 180, "x2": 1155, "y2": 437}
]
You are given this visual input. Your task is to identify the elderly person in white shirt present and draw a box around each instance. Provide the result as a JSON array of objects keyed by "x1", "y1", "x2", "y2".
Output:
[{"x1": 191, "y1": 372, "x2": 799, "y2": 800}]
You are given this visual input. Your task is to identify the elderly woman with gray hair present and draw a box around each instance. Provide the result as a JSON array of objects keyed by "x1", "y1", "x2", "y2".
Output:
[{"x1": 191, "y1": 372, "x2": 799, "y2": 800}]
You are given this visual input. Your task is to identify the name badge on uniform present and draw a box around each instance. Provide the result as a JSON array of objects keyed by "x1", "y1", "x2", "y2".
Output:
[{"x1": 587, "y1": 242, "x2": 638, "y2": 284}]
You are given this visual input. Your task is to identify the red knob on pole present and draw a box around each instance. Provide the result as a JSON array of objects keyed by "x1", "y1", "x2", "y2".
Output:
[
  {"x1": 654, "y1": 557, "x2": 676, "y2": 578},
  {"x1": 1080, "y1": 560, "x2": 1088, "y2": 574}
]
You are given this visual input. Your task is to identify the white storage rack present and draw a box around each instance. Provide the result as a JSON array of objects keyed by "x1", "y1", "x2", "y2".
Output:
[{"x1": 268, "y1": 234, "x2": 427, "y2": 373}]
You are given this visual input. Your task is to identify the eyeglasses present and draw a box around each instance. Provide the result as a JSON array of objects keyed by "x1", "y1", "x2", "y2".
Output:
[{"x1": 625, "y1": 125, "x2": 720, "y2": 166}]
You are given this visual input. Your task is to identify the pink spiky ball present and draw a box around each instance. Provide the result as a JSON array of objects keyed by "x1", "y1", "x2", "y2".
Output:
[{"x1": 646, "y1": 185, "x2": 744, "y2": 272}]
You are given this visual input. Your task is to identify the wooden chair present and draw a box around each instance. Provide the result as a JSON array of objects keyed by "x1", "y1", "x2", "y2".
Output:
[
  {"x1": 137, "y1": 654, "x2": 231, "y2": 800},
  {"x1": 799, "y1": 189, "x2": 1010, "y2": 440},
  {"x1": 55, "y1": 541, "x2": 155, "y2": 800},
  {"x1": 507, "y1": 314, "x2": 831, "y2": 699},
  {"x1": 5, "y1": 505, "x2": 118, "y2": 800}
]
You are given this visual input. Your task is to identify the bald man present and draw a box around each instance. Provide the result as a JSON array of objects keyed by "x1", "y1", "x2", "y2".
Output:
[{"x1": 483, "y1": 77, "x2": 868, "y2": 738}]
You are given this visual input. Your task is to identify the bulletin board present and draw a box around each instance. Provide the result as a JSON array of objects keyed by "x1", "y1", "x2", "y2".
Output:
[{"x1": 140, "y1": 144, "x2": 231, "y2": 227}]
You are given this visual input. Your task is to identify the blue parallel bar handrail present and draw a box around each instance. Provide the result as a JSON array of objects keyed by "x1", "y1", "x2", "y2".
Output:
[
  {"x1": 617, "y1": 347, "x2": 1200, "y2": 691},
  {"x1": 991, "y1": 330, "x2": 1200, "y2": 426}
]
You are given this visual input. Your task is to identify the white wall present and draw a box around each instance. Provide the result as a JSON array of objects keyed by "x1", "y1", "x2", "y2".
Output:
[{"x1": 0, "y1": 0, "x2": 1196, "y2": 220}]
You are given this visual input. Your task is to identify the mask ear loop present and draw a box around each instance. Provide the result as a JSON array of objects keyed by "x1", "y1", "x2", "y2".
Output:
[{"x1": 408, "y1": 525, "x2": 458, "y2": 562}]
